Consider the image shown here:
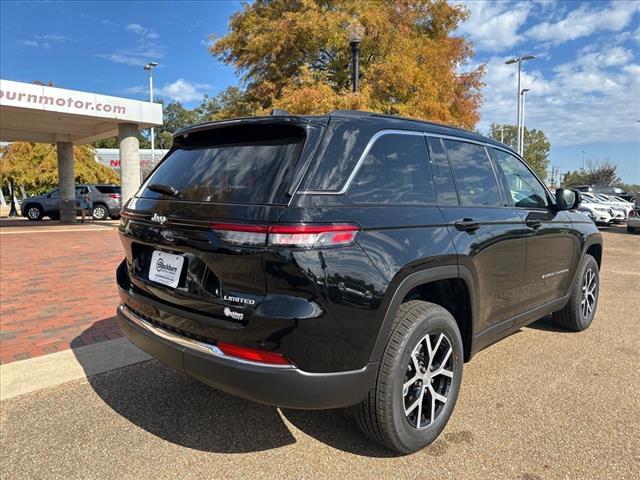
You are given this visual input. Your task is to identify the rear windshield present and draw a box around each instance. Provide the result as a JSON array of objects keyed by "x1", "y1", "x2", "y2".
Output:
[
  {"x1": 94, "y1": 186, "x2": 120, "y2": 194},
  {"x1": 141, "y1": 123, "x2": 306, "y2": 205}
]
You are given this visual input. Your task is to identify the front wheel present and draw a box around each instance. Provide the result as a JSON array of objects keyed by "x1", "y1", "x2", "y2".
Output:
[
  {"x1": 25, "y1": 205, "x2": 43, "y2": 221},
  {"x1": 355, "y1": 301, "x2": 463, "y2": 454},
  {"x1": 552, "y1": 254, "x2": 599, "y2": 331}
]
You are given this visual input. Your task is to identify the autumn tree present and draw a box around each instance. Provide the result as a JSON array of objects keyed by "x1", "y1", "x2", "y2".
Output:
[
  {"x1": 210, "y1": 0, "x2": 484, "y2": 128},
  {"x1": 563, "y1": 160, "x2": 621, "y2": 188},
  {"x1": 489, "y1": 123, "x2": 550, "y2": 180},
  {"x1": 0, "y1": 143, "x2": 119, "y2": 195}
]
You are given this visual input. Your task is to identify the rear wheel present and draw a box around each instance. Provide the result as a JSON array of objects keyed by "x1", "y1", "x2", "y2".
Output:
[
  {"x1": 25, "y1": 204, "x2": 43, "y2": 221},
  {"x1": 628, "y1": 226, "x2": 637, "y2": 233},
  {"x1": 552, "y1": 254, "x2": 599, "y2": 331},
  {"x1": 92, "y1": 204, "x2": 109, "y2": 221},
  {"x1": 355, "y1": 300, "x2": 463, "y2": 454}
]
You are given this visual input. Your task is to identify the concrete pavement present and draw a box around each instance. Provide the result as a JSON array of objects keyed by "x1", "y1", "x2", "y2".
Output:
[{"x1": 1, "y1": 227, "x2": 638, "y2": 479}]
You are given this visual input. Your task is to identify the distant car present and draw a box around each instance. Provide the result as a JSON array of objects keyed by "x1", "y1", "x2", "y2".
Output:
[
  {"x1": 21, "y1": 184, "x2": 121, "y2": 221},
  {"x1": 581, "y1": 193, "x2": 627, "y2": 223},
  {"x1": 578, "y1": 200, "x2": 614, "y2": 225},
  {"x1": 628, "y1": 209, "x2": 640, "y2": 233}
]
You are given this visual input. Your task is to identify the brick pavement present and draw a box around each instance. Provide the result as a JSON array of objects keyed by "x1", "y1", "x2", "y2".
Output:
[{"x1": 0, "y1": 228, "x2": 124, "y2": 364}]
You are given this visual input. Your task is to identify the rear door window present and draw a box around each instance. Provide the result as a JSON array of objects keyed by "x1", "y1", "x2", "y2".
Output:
[
  {"x1": 347, "y1": 133, "x2": 434, "y2": 204},
  {"x1": 142, "y1": 124, "x2": 306, "y2": 205},
  {"x1": 95, "y1": 186, "x2": 120, "y2": 194},
  {"x1": 443, "y1": 140, "x2": 502, "y2": 207},
  {"x1": 427, "y1": 138, "x2": 459, "y2": 206}
]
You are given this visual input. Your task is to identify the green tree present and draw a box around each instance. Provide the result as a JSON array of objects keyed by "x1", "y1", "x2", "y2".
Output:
[
  {"x1": 0, "y1": 143, "x2": 119, "y2": 195},
  {"x1": 209, "y1": 0, "x2": 484, "y2": 128},
  {"x1": 488, "y1": 123, "x2": 550, "y2": 181}
]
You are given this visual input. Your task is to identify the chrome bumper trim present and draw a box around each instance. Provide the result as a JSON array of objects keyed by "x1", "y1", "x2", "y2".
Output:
[{"x1": 118, "y1": 304, "x2": 294, "y2": 369}]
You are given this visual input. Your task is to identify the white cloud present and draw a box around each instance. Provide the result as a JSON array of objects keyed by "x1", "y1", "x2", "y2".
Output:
[
  {"x1": 20, "y1": 32, "x2": 70, "y2": 50},
  {"x1": 20, "y1": 40, "x2": 50, "y2": 49},
  {"x1": 455, "y1": 1, "x2": 531, "y2": 52},
  {"x1": 476, "y1": 43, "x2": 640, "y2": 147},
  {"x1": 99, "y1": 23, "x2": 163, "y2": 66},
  {"x1": 526, "y1": 2, "x2": 640, "y2": 45},
  {"x1": 97, "y1": 46, "x2": 164, "y2": 66},
  {"x1": 126, "y1": 23, "x2": 159, "y2": 40},
  {"x1": 155, "y1": 79, "x2": 213, "y2": 103}
]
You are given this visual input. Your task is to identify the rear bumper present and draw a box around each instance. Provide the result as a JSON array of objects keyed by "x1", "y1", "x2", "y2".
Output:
[{"x1": 117, "y1": 304, "x2": 377, "y2": 409}]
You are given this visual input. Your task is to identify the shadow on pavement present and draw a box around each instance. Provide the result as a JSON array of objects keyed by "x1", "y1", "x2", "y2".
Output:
[
  {"x1": 71, "y1": 321, "x2": 397, "y2": 457},
  {"x1": 525, "y1": 314, "x2": 571, "y2": 333}
]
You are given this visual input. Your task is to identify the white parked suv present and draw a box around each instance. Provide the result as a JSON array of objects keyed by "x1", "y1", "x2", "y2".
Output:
[
  {"x1": 581, "y1": 193, "x2": 627, "y2": 223},
  {"x1": 577, "y1": 201, "x2": 614, "y2": 225}
]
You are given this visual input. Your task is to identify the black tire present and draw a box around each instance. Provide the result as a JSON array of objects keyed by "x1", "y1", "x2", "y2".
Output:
[
  {"x1": 628, "y1": 226, "x2": 636, "y2": 233},
  {"x1": 355, "y1": 300, "x2": 463, "y2": 454},
  {"x1": 92, "y1": 204, "x2": 109, "y2": 221},
  {"x1": 552, "y1": 254, "x2": 599, "y2": 331},
  {"x1": 24, "y1": 204, "x2": 43, "y2": 221}
]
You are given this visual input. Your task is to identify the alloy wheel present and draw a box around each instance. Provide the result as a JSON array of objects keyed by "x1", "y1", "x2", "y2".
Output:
[
  {"x1": 27, "y1": 207, "x2": 40, "y2": 219},
  {"x1": 403, "y1": 332, "x2": 454, "y2": 429},
  {"x1": 93, "y1": 206, "x2": 107, "y2": 220},
  {"x1": 581, "y1": 268, "x2": 597, "y2": 319}
]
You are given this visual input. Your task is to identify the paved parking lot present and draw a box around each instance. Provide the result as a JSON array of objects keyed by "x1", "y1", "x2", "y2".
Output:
[
  {"x1": 0, "y1": 219, "x2": 122, "y2": 363},
  {"x1": 1, "y1": 226, "x2": 638, "y2": 479}
]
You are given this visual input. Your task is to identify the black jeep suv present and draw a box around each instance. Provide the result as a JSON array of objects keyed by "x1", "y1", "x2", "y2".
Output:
[{"x1": 116, "y1": 111, "x2": 602, "y2": 453}]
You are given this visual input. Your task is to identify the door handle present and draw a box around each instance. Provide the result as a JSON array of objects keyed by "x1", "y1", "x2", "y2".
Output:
[
  {"x1": 526, "y1": 218, "x2": 543, "y2": 229},
  {"x1": 454, "y1": 218, "x2": 481, "y2": 232}
]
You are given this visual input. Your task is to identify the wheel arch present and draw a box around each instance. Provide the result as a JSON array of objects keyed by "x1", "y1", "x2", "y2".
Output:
[{"x1": 369, "y1": 266, "x2": 478, "y2": 364}]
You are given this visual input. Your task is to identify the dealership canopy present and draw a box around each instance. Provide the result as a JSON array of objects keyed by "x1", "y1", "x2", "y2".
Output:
[{"x1": 0, "y1": 79, "x2": 163, "y2": 221}]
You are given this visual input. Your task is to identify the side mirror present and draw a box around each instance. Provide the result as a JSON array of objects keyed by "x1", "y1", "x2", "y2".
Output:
[{"x1": 555, "y1": 188, "x2": 581, "y2": 210}]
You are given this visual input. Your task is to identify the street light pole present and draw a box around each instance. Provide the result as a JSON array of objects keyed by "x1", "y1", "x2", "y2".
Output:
[
  {"x1": 582, "y1": 150, "x2": 586, "y2": 170},
  {"x1": 505, "y1": 55, "x2": 535, "y2": 155},
  {"x1": 347, "y1": 21, "x2": 364, "y2": 93},
  {"x1": 520, "y1": 88, "x2": 530, "y2": 156},
  {"x1": 144, "y1": 62, "x2": 158, "y2": 169}
]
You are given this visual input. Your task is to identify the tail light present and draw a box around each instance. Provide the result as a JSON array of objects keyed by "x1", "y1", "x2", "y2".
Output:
[
  {"x1": 211, "y1": 223, "x2": 361, "y2": 248},
  {"x1": 108, "y1": 194, "x2": 122, "y2": 199},
  {"x1": 629, "y1": 210, "x2": 639, "y2": 218},
  {"x1": 217, "y1": 341, "x2": 291, "y2": 365}
]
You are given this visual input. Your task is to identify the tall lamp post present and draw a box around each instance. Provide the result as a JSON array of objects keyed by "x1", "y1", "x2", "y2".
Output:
[
  {"x1": 505, "y1": 55, "x2": 535, "y2": 155},
  {"x1": 347, "y1": 21, "x2": 364, "y2": 92},
  {"x1": 144, "y1": 62, "x2": 158, "y2": 168},
  {"x1": 520, "y1": 88, "x2": 530, "y2": 156}
]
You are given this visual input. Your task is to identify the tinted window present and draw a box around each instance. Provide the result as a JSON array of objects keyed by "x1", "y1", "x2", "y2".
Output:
[
  {"x1": 95, "y1": 186, "x2": 120, "y2": 194},
  {"x1": 75, "y1": 186, "x2": 89, "y2": 195},
  {"x1": 427, "y1": 138, "x2": 458, "y2": 205},
  {"x1": 347, "y1": 133, "x2": 434, "y2": 204},
  {"x1": 300, "y1": 122, "x2": 370, "y2": 191},
  {"x1": 143, "y1": 124, "x2": 305, "y2": 205},
  {"x1": 444, "y1": 140, "x2": 501, "y2": 207},
  {"x1": 491, "y1": 149, "x2": 548, "y2": 208}
]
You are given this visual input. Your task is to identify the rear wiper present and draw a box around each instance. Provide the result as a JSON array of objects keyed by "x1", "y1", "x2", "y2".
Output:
[{"x1": 147, "y1": 183, "x2": 180, "y2": 197}]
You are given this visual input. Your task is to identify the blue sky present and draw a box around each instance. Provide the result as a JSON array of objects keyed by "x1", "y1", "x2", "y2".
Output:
[{"x1": 1, "y1": 0, "x2": 639, "y2": 183}]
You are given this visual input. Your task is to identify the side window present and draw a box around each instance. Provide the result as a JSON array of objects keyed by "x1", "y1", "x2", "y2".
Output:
[
  {"x1": 491, "y1": 149, "x2": 548, "y2": 208},
  {"x1": 443, "y1": 140, "x2": 502, "y2": 207},
  {"x1": 75, "y1": 186, "x2": 89, "y2": 195},
  {"x1": 347, "y1": 133, "x2": 434, "y2": 204},
  {"x1": 50, "y1": 188, "x2": 59, "y2": 196},
  {"x1": 427, "y1": 138, "x2": 459, "y2": 206}
]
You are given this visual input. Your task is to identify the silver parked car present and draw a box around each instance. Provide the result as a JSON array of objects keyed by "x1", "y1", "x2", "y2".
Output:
[{"x1": 21, "y1": 184, "x2": 121, "y2": 221}]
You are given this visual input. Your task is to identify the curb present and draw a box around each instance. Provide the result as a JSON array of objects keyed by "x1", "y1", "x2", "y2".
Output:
[{"x1": 0, "y1": 338, "x2": 150, "y2": 401}]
